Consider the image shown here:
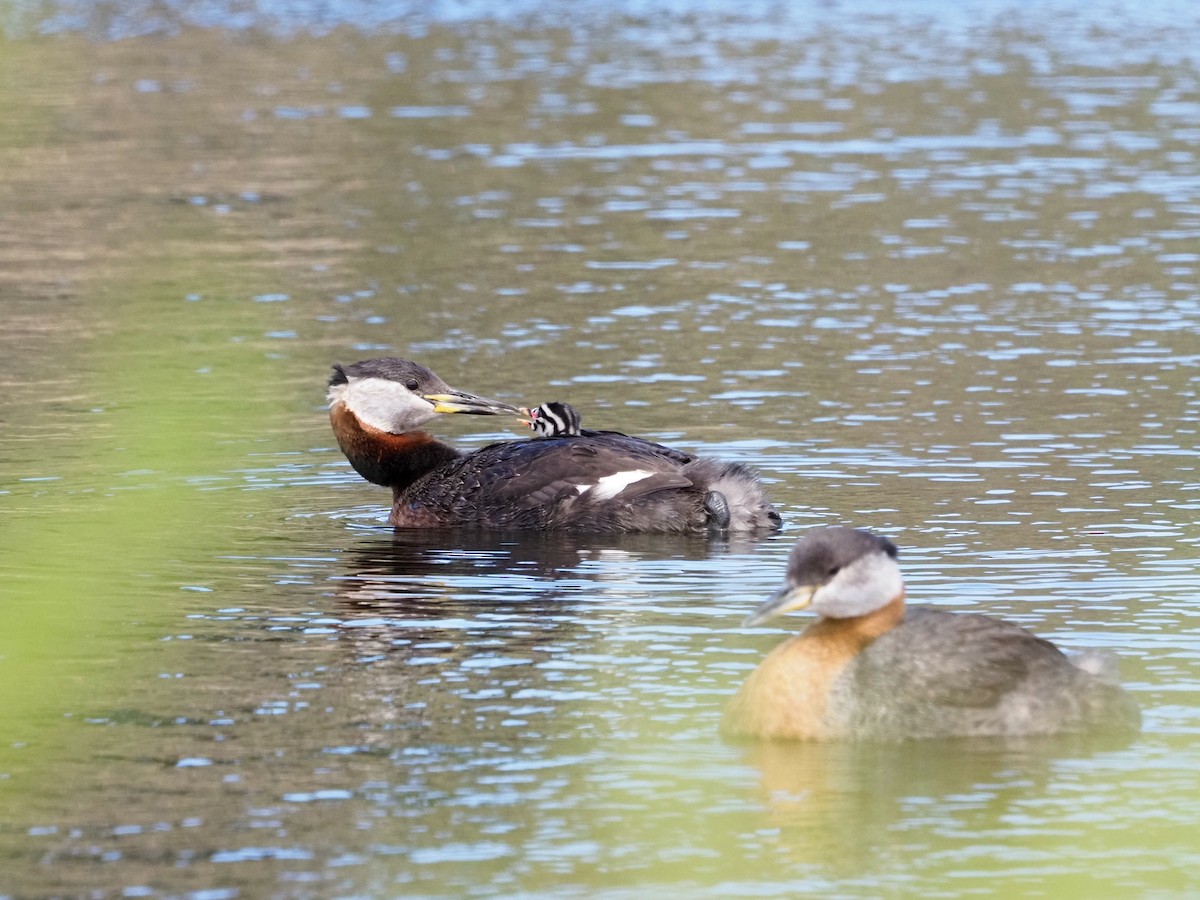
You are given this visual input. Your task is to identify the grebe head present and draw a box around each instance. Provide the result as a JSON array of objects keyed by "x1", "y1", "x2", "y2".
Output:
[
  {"x1": 524, "y1": 401, "x2": 582, "y2": 437},
  {"x1": 744, "y1": 527, "x2": 903, "y2": 626},
  {"x1": 328, "y1": 358, "x2": 522, "y2": 433}
]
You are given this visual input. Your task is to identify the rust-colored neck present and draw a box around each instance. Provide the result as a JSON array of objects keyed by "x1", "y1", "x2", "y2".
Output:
[
  {"x1": 805, "y1": 592, "x2": 906, "y2": 650},
  {"x1": 330, "y1": 401, "x2": 460, "y2": 491},
  {"x1": 721, "y1": 592, "x2": 906, "y2": 741}
]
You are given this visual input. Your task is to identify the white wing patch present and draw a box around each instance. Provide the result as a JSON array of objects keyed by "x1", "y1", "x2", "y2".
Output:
[{"x1": 574, "y1": 469, "x2": 655, "y2": 500}]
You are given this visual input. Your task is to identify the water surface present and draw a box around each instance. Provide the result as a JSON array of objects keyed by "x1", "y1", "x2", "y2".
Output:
[{"x1": 1, "y1": 1, "x2": 1199, "y2": 896}]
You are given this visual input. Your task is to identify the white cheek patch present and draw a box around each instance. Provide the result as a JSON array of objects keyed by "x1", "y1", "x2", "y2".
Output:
[
  {"x1": 577, "y1": 469, "x2": 655, "y2": 500},
  {"x1": 813, "y1": 555, "x2": 904, "y2": 619},
  {"x1": 342, "y1": 377, "x2": 433, "y2": 433}
]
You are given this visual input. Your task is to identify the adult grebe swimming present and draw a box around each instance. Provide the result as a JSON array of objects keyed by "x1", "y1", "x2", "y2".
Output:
[
  {"x1": 327, "y1": 359, "x2": 780, "y2": 533},
  {"x1": 721, "y1": 527, "x2": 1140, "y2": 741}
]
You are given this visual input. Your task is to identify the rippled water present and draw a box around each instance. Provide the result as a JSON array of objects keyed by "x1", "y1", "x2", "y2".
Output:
[{"x1": 1, "y1": 0, "x2": 1199, "y2": 896}]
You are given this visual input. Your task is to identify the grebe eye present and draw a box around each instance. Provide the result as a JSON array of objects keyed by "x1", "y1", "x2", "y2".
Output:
[
  {"x1": 828, "y1": 566, "x2": 841, "y2": 577},
  {"x1": 405, "y1": 379, "x2": 419, "y2": 391}
]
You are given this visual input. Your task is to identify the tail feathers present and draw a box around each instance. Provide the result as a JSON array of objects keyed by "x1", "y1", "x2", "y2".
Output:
[
  {"x1": 1063, "y1": 651, "x2": 1141, "y2": 732},
  {"x1": 1068, "y1": 649, "x2": 1121, "y2": 683}
]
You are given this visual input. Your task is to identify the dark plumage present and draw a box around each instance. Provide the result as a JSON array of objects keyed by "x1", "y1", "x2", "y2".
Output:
[
  {"x1": 327, "y1": 358, "x2": 781, "y2": 533},
  {"x1": 721, "y1": 527, "x2": 1141, "y2": 741}
]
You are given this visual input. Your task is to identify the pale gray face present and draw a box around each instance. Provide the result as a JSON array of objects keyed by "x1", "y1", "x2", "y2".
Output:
[
  {"x1": 327, "y1": 358, "x2": 522, "y2": 434},
  {"x1": 743, "y1": 527, "x2": 904, "y2": 626},
  {"x1": 328, "y1": 374, "x2": 439, "y2": 433},
  {"x1": 806, "y1": 541, "x2": 904, "y2": 619}
]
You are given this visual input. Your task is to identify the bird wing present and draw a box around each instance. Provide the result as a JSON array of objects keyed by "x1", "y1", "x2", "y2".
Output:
[
  {"x1": 579, "y1": 429, "x2": 697, "y2": 466},
  {"x1": 396, "y1": 431, "x2": 764, "y2": 532},
  {"x1": 464, "y1": 435, "x2": 694, "y2": 507},
  {"x1": 849, "y1": 607, "x2": 1067, "y2": 710},
  {"x1": 398, "y1": 432, "x2": 700, "y2": 532},
  {"x1": 835, "y1": 606, "x2": 1140, "y2": 739}
]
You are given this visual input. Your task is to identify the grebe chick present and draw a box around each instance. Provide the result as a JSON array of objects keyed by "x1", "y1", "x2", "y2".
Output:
[
  {"x1": 525, "y1": 401, "x2": 582, "y2": 437},
  {"x1": 721, "y1": 527, "x2": 1140, "y2": 741},
  {"x1": 328, "y1": 359, "x2": 781, "y2": 533}
]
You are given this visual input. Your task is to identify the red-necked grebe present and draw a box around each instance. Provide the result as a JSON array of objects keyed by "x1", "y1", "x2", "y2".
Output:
[
  {"x1": 328, "y1": 360, "x2": 780, "y2": 533},
  {"x1": 721, "y1": 527, "x2": 1140, "y2": 740}
]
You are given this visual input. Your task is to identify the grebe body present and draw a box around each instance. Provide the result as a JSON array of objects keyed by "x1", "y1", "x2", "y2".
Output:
[
  {"x1": 721, "y1": 527, "x2": 1140, "y2": 741},
  {"x1": 327, "y1": 361, "x2": 780, "y2": 533}
]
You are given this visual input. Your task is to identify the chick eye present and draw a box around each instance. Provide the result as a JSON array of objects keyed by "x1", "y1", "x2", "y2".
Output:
[
  {"x1": 405, "y1": 379, "x2": 419, "y2": 391},
  {"x1": 827, "y1": 566, "x2": 841, "y2": 577}
]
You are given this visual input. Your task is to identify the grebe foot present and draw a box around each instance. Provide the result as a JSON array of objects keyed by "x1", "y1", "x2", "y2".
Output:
[{"x1": 704, "y1": 490, "x2": 732, "y2": 529}]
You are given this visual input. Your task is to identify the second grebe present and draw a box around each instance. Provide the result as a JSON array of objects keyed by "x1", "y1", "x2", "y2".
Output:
[
  {"x1": 721, "y1": 527, "x2": 1140, "y2": 741},
  {"x1": 327, "y1": 359, "x2": 781, "y2": 533}
]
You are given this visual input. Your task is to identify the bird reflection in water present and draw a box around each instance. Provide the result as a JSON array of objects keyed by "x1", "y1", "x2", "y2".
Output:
[
  {"x1": 730, "y1": 730, "x2": 1139, "y2": 873},
  {"x1": 324, "y1": 529, "x2": 747, "y2": 747}
]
